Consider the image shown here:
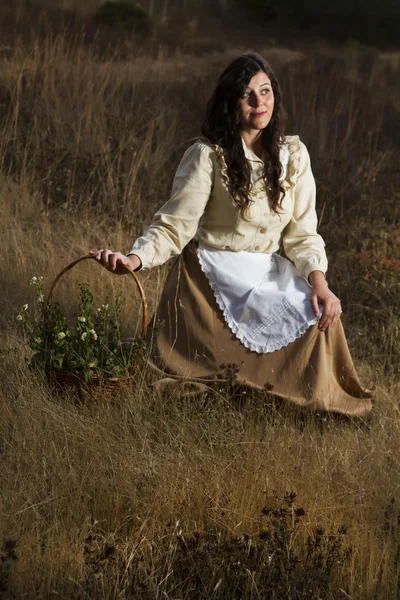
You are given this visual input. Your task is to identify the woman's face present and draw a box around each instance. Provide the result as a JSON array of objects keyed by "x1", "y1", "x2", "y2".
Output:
[{"x1": 239, "y1": 70, "x2": 274, "y2": 133}]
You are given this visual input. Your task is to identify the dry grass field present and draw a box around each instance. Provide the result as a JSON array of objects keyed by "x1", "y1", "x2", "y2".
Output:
[{"x1": 0, "y1": 1, "x2": 399, "y2": 598}]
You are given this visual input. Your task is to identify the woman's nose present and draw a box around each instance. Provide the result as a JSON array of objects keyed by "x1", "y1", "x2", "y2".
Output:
[{"x1": 249, "y1": 92, "x2": 264, "y2": 107}]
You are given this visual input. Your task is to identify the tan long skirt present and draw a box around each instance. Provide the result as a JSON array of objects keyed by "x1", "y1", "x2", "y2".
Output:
[{"x1": 150, "y1": 241, "x2": 373, "y2": 418}]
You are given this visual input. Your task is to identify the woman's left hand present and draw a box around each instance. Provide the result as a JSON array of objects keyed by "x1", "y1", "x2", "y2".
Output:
[{"x1": 309, "y1": 271, "x2": 342, "y2": 332}]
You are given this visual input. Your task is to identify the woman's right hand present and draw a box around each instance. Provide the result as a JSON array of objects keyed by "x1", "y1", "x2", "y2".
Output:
[{"x1": 89, "y1": 249, "x2": 142, "y2": 275}]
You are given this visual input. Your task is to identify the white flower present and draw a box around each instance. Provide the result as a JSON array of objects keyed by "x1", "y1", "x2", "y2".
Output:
[
  {"x1": 81, "y1": 332, "x2": 87, "y2": 341},
  {"x1": 22, "y1": 304, "x2": 28, "y2": 311},
  {"x1": 16, "y1": 314, "x2": 23, "y2": 321},
  {"x1": 34, "y1": 338, "x2": 41, "y2": 344},
  {"x1": 90, "y1": 329, "x2": 98, "y2": 341},
  {"x1": 88, "y1": 361, "x2": 96, "y2": 368},
  {"x1": 30, "y1": 276, "x2": 43, "y2": 286},
  {"x1": 78, "y1": 316, "x2": 86, "y2": 323},
  {"x1": 96, "y1": 304, "x2": 109, "y2": 314},
  {"x1": 57, "y1": 332, "x2": 66, "y2": 340}
]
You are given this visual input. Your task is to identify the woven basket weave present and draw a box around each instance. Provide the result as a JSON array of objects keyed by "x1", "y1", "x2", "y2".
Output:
[{"x1": 45, "y1": 254, "x2": 148, "y2": 401}]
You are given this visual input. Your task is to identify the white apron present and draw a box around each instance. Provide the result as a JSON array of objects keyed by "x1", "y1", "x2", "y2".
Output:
[{"x1": 197, "y1": 242, "x2": 323, "y2": 354}]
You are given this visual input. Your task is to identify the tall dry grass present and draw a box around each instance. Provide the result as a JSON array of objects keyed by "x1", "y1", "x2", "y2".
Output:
[{"x1": 0, "y1": 11, "x2": 399, "y2": 598}]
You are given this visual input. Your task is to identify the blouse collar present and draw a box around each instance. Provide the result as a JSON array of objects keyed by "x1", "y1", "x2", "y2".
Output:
[
  {"x1": 241, "y1": 136, "x2": 290, "y2": 184},
  {"x1": 241, "y1": 136, "x2": 265, "y2": 164}
]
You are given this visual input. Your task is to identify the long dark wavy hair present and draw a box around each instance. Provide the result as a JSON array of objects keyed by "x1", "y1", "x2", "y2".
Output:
[{"x1": 201, "y1": 53, "x2": 287, "y2": 217}]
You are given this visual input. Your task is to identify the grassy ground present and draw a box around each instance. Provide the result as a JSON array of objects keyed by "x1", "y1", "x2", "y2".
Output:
[{"x1": 0, "y1": 2, "x2": 399, "y2": 598}]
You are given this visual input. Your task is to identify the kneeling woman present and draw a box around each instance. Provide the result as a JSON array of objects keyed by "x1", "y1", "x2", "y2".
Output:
[{"x1": 92, "y1": 53, "x2": 372, "y2": 418}]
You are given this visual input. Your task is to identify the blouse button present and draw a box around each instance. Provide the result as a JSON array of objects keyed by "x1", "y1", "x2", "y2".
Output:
[
  {"x1": 260, "y1": 228, "x2": 266, "y2": 234},
  {"x1": 224, "y1": 245, "x2": 230, "y2": 249},
  {"x1": 254, "y1": 245, "x2": 260, "y2": 251}
]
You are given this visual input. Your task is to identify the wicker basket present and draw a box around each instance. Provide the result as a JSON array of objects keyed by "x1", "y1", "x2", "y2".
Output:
[{"x1": 45, "y1": 254, "x2": 148, "y2": 401}]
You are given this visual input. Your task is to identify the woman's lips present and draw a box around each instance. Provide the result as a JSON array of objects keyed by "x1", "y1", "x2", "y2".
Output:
[{"x1": 252, "y1": 111, "x2": 267, "y2": 117}]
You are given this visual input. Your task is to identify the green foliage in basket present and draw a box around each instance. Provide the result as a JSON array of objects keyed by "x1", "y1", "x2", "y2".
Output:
[{"x1": 16, "y1": 277, "x2": 145, "y2": 382}]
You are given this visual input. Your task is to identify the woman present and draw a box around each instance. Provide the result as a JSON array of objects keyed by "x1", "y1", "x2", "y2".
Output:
[{"x1": 91, "y1": 53, "x2": 372, "y2": 418}]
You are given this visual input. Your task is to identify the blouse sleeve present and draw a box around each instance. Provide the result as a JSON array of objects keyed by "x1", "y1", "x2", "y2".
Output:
[
  {"x1": 282, "y1": 141, "x2": 328, "y2": 281},
  {"x1": 127, "y1": 142, "x2": 214, "y2": 269}
]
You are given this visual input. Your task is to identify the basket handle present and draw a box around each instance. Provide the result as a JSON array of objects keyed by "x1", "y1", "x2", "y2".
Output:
[{"x1": 47, "y1": 255, "x2": 148, "y2": 342}]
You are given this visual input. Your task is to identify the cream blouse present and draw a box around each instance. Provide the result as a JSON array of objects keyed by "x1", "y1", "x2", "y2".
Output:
[{"x1": 128, "y1": 135, "x2": 328, "y2": 281}]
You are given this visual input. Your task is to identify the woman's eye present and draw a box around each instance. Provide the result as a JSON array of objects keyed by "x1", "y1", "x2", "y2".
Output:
[
  {"x1": 241, "y1": 92, "x2": 250, "y2": 99},
  {"x1": 261, "y1": 88, "x2": 271, "y2": 95}
]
